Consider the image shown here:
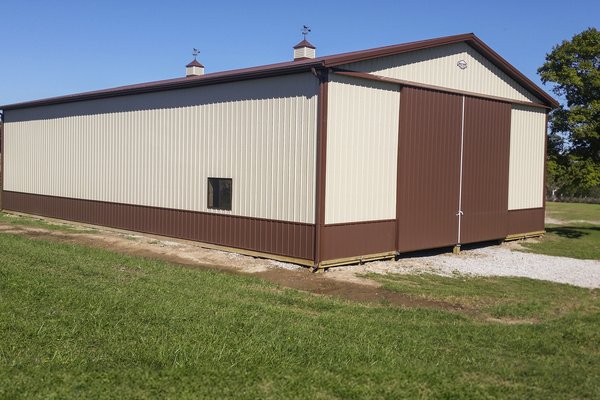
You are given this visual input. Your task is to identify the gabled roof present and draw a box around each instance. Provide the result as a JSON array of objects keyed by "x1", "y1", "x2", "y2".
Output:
[
  {"x1": 293, "y1": 39, "x2": 316, "y2": 49},
  {"x1": 1, "y1": 33, "x2": 558, "y2": 110},
  {"x1": 185, "y1": 59, "x2": 204, "y2": 68}
]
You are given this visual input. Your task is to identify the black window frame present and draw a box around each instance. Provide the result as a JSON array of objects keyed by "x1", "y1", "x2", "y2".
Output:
[{"x1": 207, "y1": 178, "x2": 232, "y2": 211}]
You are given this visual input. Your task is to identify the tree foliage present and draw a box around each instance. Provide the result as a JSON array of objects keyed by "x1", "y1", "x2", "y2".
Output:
[{"x1": 538, "y1": 28, "x2": 600, "y2": 196}]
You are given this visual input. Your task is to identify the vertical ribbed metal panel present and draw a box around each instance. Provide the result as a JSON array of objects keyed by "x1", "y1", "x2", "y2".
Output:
[
  {"x1": 339, "y1": 42, "x2": 540, "y2": 104},
  {"x1": 508, "y1": 208, "x2": 545, "y2": 235},
  {"x1": 397, "y1": 87, "x2": 462, "y2": 252},
  {"x1": 321, "y1": 220, "x2": 396, "y2": 261},
  {"x1": 508, "y1": 105, "x2": 546, "y2": 210},
  {"x1": 3, "y1": 73, "x2": 318, "y2": 224},
  {"x1": 2, "y1": 191, "x2": 315, "y2": 260},
  {"x1": 325, "y1": 74, "x2": 400, "y2": 224},
  {"x1": 460, "y1": 97, "x2": 511, "y2": 243}
]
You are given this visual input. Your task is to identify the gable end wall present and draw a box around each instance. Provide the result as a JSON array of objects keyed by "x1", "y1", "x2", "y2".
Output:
[{"x1": 339, "y1": 42, "x2": 542, "y2": 104}]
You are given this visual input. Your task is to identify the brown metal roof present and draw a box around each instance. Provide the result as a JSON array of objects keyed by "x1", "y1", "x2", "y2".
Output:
[
  {"x1": 1, "y1": 33, "x2": 559, "y2": 110},
  {"x1": 185, "y1": 59, "x2": 205, "y2": 68},
  {"x1": 293, "y1": 39, "x2": 316, "y2": 49}
]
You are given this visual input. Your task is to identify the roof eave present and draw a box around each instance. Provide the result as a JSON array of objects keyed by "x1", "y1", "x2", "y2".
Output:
[
  {"x1": 1, "y1": 60, "x2": 325, "y2": 110},
  {"x1": 1, "y1": 33, "x2": 558, "y2": 110}
]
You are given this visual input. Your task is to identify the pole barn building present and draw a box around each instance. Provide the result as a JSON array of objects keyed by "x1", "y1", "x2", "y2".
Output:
[{"x1": 0, "y1": 33, "x2": 558, "y2": 268}]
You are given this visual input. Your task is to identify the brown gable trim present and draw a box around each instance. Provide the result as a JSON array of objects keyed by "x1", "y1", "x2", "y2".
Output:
[
  {"x1": 323, "y1": 33, "x2": 476, "y2": 66},
  {"x1": 332, "y1": 69, "x2": 551, "y2": 109},
  {"x1": 465, "y1": 37, "x2": 559, "y2": 108},
  {"x1": 323, "y1": 34, "x2": 558, "y2": 108}
]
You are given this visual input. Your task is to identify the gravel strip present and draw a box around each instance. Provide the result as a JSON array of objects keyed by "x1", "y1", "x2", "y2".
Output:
[
  {"x1": 3, "y1": 213, "x2": 597, "y2": 289},
  {"x1": 327, "y1": 243, "x2": 600, "y2": 289}
]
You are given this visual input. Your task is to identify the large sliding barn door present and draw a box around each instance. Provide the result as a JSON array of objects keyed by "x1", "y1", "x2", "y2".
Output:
[
  {"x1": 460, "y1": 97, "x2": 511, "y2": 243},
  {"x1": 396, "y1": 87, "x2": 462, "y2": 252},
  {"x1": 396, "y1": 88, "x2": 511, "y2": 253}
]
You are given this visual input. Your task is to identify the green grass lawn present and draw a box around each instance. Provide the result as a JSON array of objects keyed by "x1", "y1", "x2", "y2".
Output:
[
  {"x1": 0, "y1": 212, "x2": 97, "y2": 233},
  {"x1": 545, "y1": 201, "x2": 600, "y2": 223},
  {"x1": 368, "y1": 273, "x2": 598, "y2": 320},
  {"x1": 1, "y1": 233, "x2": 599, "y2": 399},
  {"x1": 520, "y1": 224, "x2": 600, "y2": 260},
  {"x1": 517, "y1": 202, "x2": 600, "y2": 260}
]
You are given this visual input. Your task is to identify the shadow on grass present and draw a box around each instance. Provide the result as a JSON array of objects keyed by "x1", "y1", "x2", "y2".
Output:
[{"x1": 546, "y1": 226, "x2": 600, "y2": 239}]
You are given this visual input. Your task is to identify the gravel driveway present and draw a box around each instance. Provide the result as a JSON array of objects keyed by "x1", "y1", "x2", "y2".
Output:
[{"x1": 326, "y1": 242, "x2": 600, "y2": 289}]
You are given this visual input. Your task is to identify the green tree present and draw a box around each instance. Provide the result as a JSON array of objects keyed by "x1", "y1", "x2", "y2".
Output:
[{"x1": 538, "y1": 27, "x2": 600, "y2": 196}]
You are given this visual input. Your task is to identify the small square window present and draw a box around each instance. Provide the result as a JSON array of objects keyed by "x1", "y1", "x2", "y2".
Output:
[{"x1": 207, "y1": 178, "x2": 232, "y2": 211}]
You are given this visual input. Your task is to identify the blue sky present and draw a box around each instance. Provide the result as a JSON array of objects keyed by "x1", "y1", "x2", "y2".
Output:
[{"x1": 1, "y1": 0, "x2": 598, "y2": 106}]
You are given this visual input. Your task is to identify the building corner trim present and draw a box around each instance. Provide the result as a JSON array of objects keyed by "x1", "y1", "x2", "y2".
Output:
[
  {"x1": 314, "y1": 68, "x2": 329, "y2": 268},
  {"x1": 543, "y1": 112, "x2": 549, "y2": 208},
  {"x1": 0, "y1": 120, "x2": 4, "y2": 211}
]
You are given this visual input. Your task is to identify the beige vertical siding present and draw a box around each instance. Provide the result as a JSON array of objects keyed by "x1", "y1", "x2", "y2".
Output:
[
  {"x1": 325, "y1": 75, "x2": 400, "y2": 224},
  {"x1": 340, "y1": 42, "x2": 541, "y2": 104},
  {"x1": 508, "y1": 105, "x2": 546, "y2": 210},
  {"x1": 3, "y1": 73, "x2": 318, "y2": 224}
]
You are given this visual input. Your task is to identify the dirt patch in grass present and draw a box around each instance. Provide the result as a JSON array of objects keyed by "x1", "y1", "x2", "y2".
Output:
[
  {"x1": 0, "y1": 220, "x2": 463, "y2": 313},
  {"x1": 485, "y1": 316, "x2": 540, "y2": 325},
  {"x1": 254, "y1": 268, "x2": 468, "y2": 312}
]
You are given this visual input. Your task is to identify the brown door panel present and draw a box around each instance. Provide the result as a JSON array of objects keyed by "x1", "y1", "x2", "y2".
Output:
[
  {"x1": 460, "y1": 97, "x2": 511, "y2": 243},
  {"x1": 397, "y1": 87, "x2": 462, "y2": 252}
]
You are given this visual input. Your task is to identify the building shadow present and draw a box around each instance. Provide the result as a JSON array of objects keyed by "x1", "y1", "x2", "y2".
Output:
[
  {"x1": 546, "y1": 226, "x2": 597, "y2": 239},
  {"x1": 396, "y1": 240, "x2": 502, "y2": 259}
]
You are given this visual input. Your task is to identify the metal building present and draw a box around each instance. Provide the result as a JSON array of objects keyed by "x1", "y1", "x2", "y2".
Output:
[{"x1": 0, "y1": 33, "x2": 558, "y2": 268}]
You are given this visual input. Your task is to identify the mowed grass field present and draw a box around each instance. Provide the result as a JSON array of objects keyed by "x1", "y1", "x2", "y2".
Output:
[
  {"x1": 1, "y1": 230, "x2": 599, "y2": 399},
  {"x1": 520, "y1": 202, "x2": 600, "y2": 260},
  {"x1": 545, "y1": 201, "x2": 600, "y2": 222}
]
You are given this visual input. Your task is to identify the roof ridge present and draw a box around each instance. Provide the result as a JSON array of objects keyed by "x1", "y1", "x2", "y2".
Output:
[{"x1": 1, "y1": 33, "x2": 558, "y2": 110}]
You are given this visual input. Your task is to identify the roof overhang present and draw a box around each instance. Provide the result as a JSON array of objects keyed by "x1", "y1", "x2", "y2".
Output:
[
  {"x1": 1, "y1": 33, "x2": 558, "y2": 110},
  {"x1": 0, "y1": 60, "x2": 326, "y2": 110}
]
